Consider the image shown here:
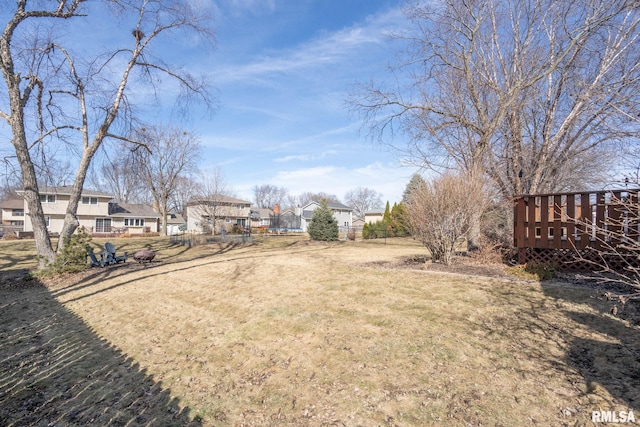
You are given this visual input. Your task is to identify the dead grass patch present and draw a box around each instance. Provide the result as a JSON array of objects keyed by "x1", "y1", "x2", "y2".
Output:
[{"x1": 1, "y1": 236, "x2": 638, "y2": 425}]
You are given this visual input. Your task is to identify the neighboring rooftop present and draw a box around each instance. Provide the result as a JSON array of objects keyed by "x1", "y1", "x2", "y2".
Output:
[
  {"x1": 109, "y1": 203, "x2": 159, "y2": 217},
  {"x1": 19, "y1": 186, "x2": 113, "y2": 198},
  {"x1": 0, "y1": 199, "x2": 24, "y2": 209},
  {"x1": 186, "y1": 195, "x2": 252, "y2": 206}
]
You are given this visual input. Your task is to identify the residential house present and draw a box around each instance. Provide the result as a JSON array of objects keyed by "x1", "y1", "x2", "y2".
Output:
[
  {"x1": 166, "y1": 212, "x2": 187, "y2": 236},
  {"x1": 300, "y1": 201, "x2": 353, "y2": 232},
  {"x1": 267, "y1": 205, "x2": 303, "y2": 232},
  {"x1": 250, "y1": 207, "x2": 273, "y2": 229},
  {"x1": 20, "y1": 186, "x2": 160, "y2": 235},
  {"x1": 0, "y1": 199, "x2": 26, "y2": 236},
  {"x1": 108, "y1": 202, "x2": 160, "y2": 234},
  {"x1": 364, "y1": 210, "x2": 385, "y2": 224},
  {"x1": 352, "y1": 217, "x2": 366, "y2": 230},
  {"x1": 186, "y1": 195, "x2": 251, "y2": 234}
]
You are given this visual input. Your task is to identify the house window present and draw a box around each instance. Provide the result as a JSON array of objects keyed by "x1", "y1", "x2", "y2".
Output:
[
  {"x1": 82, "y1": 197, "x2": 98, "y2": 205},
  {"x1": 10, "y1": 220, "x2": 24, "y2": 226},
  {"x1": 40, "y1": 194, "x2": 56, "y2": 203},
  {"x1": 12, "y1": 209, "x2": 24, "y2": 217},
  {"x1": 124, "y1": 218, "x2": 145, "y2": 227},
  {"x1": 95, "y1": 218, "x2": 111, "y2": 233}
]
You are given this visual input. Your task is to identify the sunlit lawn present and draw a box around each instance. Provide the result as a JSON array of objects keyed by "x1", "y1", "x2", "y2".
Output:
[{"x1": 1, "y1": 236, "x2": 638, "y2": 426}]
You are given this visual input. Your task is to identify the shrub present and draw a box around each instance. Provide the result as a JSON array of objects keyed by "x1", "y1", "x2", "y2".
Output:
[
  {"x1": 308, "y1": 200, "x2": 339, "y2": 241},
  {"x1": 46, "y1": 227, "x2": 93, "y2": 274},
  {"x1": 406, "y1": 174, "x2": 485, "y2": 265}
]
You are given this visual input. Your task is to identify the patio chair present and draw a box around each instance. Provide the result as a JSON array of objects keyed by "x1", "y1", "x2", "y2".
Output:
[
  {"x1": 86, "y1": 245, "x2": 104, "y2": 267},
  {"x1": 103, "y1": 242, "x2": 128, "y2": 265}
]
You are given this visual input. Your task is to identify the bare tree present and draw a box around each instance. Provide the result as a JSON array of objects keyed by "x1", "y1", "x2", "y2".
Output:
[
  {"x1": 92, "y1": 152, "x2": 148, "y2": 204},
  {"x1": 130, "y1": 126, "x2": 201, "y2": 236},
  {"x1": 407, "y1": 173, "x2": 486, "y2": 265},
  {"x1": 253, "y1": 184, "x2": 288, "y2": 209},
  {"x1": 344, "y1": 187, "x2": 383, "y2": 220},
  {"x1": 0, "y1": 180, "x2": 20, "y2": 202},
  {"x1": 0, "y1": 1, "x2": 213, "y2": 266},
  {"x1": 169, "y1": 175, "x2": 201, "y2": 216},
  {"x1": 351, "y1": 0, "x2": 640, "y2": 248},
  {"x1": 286, "y1": 192, "x2": 341, "y2": 208},
  {"x1": 192, "y1": 165, "x2": 235, "y2": 235}
]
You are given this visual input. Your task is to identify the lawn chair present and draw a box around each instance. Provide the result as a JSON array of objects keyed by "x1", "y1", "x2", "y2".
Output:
[
  {"x1": 103, "y1": 242, "x2": 128, "y2": 264},
  {"x1": 86, "y1": 245, "x2": 104, "y2": 267}
]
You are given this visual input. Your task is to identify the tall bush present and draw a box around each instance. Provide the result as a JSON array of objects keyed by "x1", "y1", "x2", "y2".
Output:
[
  {"x1": 47, "y1": 227, "x2": 93, "y2": 274},
  {"x1": 407, "y1": 174, "x2": 485, "y2": 264},
  {"x1": 308, "y1": 200, "x2": 339, "y2": 241}
]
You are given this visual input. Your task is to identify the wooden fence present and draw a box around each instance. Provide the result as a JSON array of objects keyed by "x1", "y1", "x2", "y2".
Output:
[{"x1": 513, "y1": 189, "x2": 640, "y2": 270}]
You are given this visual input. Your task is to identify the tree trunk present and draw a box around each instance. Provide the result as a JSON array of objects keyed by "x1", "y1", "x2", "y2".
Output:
[
  {"x1": 57, "y1": 148, "x2": 96, "y2": 251},
  {"x1": 160, "y1": 194, "x2": 168, "y2": 236},
  {"x1": 466, "y1": 211, "x2": 482, "y2": 253},
  {"x1": 7, "y1": 94, "x2": 55, "y2": 267},
  {"x1": 465, "y1": 162, "x2": 486, "y2": 253}
]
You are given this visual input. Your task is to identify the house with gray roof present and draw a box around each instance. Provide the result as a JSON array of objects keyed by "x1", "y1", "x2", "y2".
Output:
[
  {"x1": 166, "y1": 212, "x2": 187, "y2": 236},
  {"x1": 186, "y1": 195, "x2": 251, "y2": 234},
  {"x1": 300, "y1": 200, "x2": 353, "y2": 233},
  {"x1": 250, "y1": 207, "x2": 273, "y2": 228},
  {"x1": 19, "y1": 186, "x2": 160, "y2": 235},
  {"x1": 0, "y1": 199, "x2": 25, "y2": 236}
]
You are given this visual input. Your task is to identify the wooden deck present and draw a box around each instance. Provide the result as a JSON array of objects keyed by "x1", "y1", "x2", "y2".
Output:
[{"x1": 513, "y1": 189, "x2": 640, "y2": 270}]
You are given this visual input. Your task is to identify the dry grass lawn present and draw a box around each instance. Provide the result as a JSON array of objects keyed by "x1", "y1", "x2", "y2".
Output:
[{"x1": 1, "y1": 236, "x2": 639, "y2": 426}]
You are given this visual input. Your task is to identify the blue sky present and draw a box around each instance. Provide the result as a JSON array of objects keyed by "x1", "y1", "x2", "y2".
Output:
[
  {"x1": 192, "y1": 0, "x2": 418, "y2": 204},
  {"x1": 0, "y1": 1, "x2": 419, "y2": 205}
]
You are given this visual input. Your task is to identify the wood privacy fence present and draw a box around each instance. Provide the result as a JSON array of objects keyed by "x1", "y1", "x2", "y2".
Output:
[{"x1": 513, "y1": 189, "x2": 640, "y2": 270}]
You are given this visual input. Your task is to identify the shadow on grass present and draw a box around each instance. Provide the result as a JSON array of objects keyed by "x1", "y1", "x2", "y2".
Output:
[
  {"x1": 539, "y1": 282, "x2": 640, "y2": 412},
  {"x1": 0, "y1": 274, "x2": 201, "y2": 427},
  {"x1": 0, "y1": 240, "x2": 38, "y2": 271},
  {"x1": 472, "y1": 279, "x2": 638, "y2": 424},
  {"x1": 49, "y1": 242, "x2": 330, "y2": 304}
]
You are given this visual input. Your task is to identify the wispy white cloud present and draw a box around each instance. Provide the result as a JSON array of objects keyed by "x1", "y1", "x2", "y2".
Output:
[
  {"x1": 214, "y1": 7, "x2": 405, "y2": 84},
  {"x1": 274, "y1": 149, "x2": 337, "y2": 163}
]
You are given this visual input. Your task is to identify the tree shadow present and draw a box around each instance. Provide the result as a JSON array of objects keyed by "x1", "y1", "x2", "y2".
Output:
[
  {"x1": 539, "y1": 281, "x2": 640, "y2": 412},
  {"x1": 0, "y1": 273, "x2": 202, "y2": 427},
  {"x1": 0, "y1": 240, "x2": 38, "y2": 271},
  {"x1": 48, "y1": 243, "x2": 330, "y2": 304}
]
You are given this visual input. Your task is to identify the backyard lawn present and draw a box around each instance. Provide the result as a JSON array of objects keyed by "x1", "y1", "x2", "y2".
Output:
[{"x1": 0, "y1": 236, "x2": 638, "y2": 426}]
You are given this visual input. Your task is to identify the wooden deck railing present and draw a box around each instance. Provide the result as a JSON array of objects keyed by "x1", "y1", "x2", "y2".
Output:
[{"x1": 513, "y1": 189, "x2": 640, "y2": 251}]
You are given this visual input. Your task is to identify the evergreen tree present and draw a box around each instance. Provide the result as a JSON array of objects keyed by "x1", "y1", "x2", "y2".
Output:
[
  {"x1": 308, "y1": 200, "x2": 339, "y2": 241},
  {"x1": 403, "y1": 174, "x2": 426, "y2": 204},
  {"x1": 383, "y1": 201, "x2": 391, "y2": 223},
  {"x1": 48, "y1": 227, "x2": 93, "y2": 274},
  {"x1": 362, "y1": 222, "x2": 370, "y2": 239},
  {"x1": 391, "y1": 202, "x2": 410, "y2": 237}
]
